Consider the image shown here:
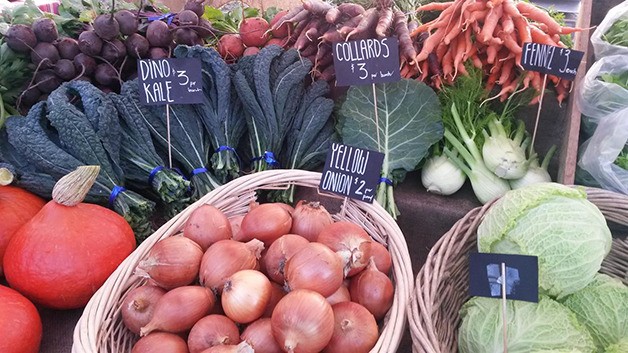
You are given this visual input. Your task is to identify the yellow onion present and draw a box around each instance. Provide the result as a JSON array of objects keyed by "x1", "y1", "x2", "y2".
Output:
[
  {"x1": 188, "y1": 314, "x2": 240, "y2": 353},
  {"x1": 262, "y1": 282, "x2": 286, "y2": 318},
  {"x1": 238, "y1": 203, "x2": 292, "y2": 246},
  {"x1": 271, "y1": 289, "x2": 334, "y2": 353},
  {"x1": 316, "y1": 222, "x2": 372, "y2": 277},
  {"x1": 199, "y1": 341, "x2": 254, "y2": 353},
  {"x1": 322, "y1": 301, "x2": 378, "y2": 353},
  {"x1": 261, "y1": 234, "x2": 309, "y2": 284},
  {"x1": 365, "y1": 241, "x2": 393, "y2": 275},
  {"x1": 132, "y1": 332, "x2": 188, "y2": 353},
  {"x1": 289, "y1": 201, "x2": 333, "y2": 241},
  {"x1": 284, "y1": 242, "x2": 344, "y2": 297},
  {"x1": 325, "y1": 283, "x2": 351, "y2": 306},
  {"x1": 222, "y1": 269, "x2": 272, "y2": 324},
  {"x1": 199, "y1": 239, "x2": 264, "y2": 294},
  {"x1": 140, "y1": 285, "x2": 215, "y2": 336},
  {"x1": 183, "y1": 204, "x2": 232, "y2": 251},
  {"x1": 135, "y1": 236, "x2": 204, "y2": 290},
  {"x1": 349, "y1": 258, "x2": 394, "y2": 321},
  {"x1": 241, "y1": 318, "x2": 283, "y2": 353},
  {"x1": 121, "y1": 285, "x2": 166, "y2": 334}
]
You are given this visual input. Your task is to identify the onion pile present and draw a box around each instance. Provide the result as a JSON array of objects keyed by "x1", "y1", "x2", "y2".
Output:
[{"x1": 122, "y1": 200, "x2": 394, "y2": 353}]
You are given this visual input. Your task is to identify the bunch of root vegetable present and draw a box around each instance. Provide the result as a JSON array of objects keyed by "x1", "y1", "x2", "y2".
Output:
[
  {"x1": 269, "y1": 0, "x2": 417, "y2": 83},
  {"x1": 405, "y1": 0, "x2": 588, "y2": 104}
]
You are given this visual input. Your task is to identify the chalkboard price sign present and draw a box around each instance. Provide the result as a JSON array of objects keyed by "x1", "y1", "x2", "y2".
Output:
[
  {"x1": 319, "y1": 143, "x2": 385, "y2": 203},
  {"x1": 333, "y1": 37, "x2": 401, "y2": 86},
  {"x1": 520, "y1": 42, "x2": 584, "y2": 80},
  {"x1": 137, "y1": 58, "x2": 203, "y2": 105}
]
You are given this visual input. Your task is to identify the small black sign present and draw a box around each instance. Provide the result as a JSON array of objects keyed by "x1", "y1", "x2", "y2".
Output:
[
  {"x1": 319, "y1": 143, "x2": 385, "y2": 203},
  {"x1": 469, "y1": 253, "x2": 539, "y2": 303},
  {"x1": 137, "y1": 58, "x2": 203, "y2": 105},
  {"x1": 333, "y1": 37, "x2": 401, "y2": 86},
  {"x1": 520, "y1": 42, "x2": 584, "y2": 80}
]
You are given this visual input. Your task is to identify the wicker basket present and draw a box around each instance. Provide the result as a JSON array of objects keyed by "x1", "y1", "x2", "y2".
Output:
[
  {"x1": 409, "y1": 186, "x2": 628, "y2": 353},
  {"x1": 72, "y1": 169, "x2": 414, "y2": 353}
]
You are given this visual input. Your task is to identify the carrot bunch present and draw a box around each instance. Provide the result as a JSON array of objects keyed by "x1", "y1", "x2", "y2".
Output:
[
  {"x1": 269, "y1": 0, "x2": 416, "y2": 83},
  {"x1": 405, "y1": 0, "x2": 588, "y2": 104}
]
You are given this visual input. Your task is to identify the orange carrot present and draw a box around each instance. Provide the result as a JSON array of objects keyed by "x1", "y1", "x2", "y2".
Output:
[
  {"x1": 513, "y1": 15, "x2": 532, "y2": 45},
  {"x1": 497, "y1": 79, "x2": 518, "y2": 101},
  {"x1": 556, "y1": 79, "x2": 571, "y2": 105},
  {"x1": 442, "y1": 44, "x2": 455, "y2": 79},
  {"x1": 401, "y1": 62, "x2": 412, "y2": 78},
  {"x1": 470, "y1": 53, "x2": 483, "y2": 68},
  {"x1": 486, "y1": 43, "x2": 500, "y2": 64},
  {"x1": 480, "y1": 5, "x2": 503, "y2": 43},
  {"x1": 457, "y1": 61, "x2": 469, "y2": 76},
  {"x1": 488, "y1": 0, "x2": 505, "y2": 8},
  {"x1": 529, "y1": 24, "x2": 556, "y2": 45},
  {"x1": 414, "y1": 27, "x2": 447, "y2": 62},
  {"x1": 462, "y1": 0, "x2": 487, "y2": 13},
  {"x1": 463, "y1": 27, "x2": 473, "y2": 59},
  {"x1": 443, "y1": 21, "x2": 464, "y2": 45},
  {"x1": 420, "y1": 60, "x2": 429, "y2": 81},
  {"x1": 559, "y1": 25, "x2": 594, "y2": 34},
  {"x1": 501, "y1": 14, "x2": 514, "y2": 34},
  {"x1": 453, "y1": 34, "x2": 467, "y2": 78},
  {"x1": 516, "y1": 1, "x2": 562, "y2": 34},
  {"x1": 436, "y1": 42, "x2": 448, "y2": 62},
  {"x1": 432, "y1": 75, "x2": 443, "y2": 90},
  {"x1": 416, "y1": 2, "x2": 455, "y2": 12},
  {"x1": 531, "y1": 71, "x2": 543, "y2": 92},
  {"x1": 500, "y1": 31, "x2": 522, "y2": 54},
  {"x1": 498, "y1": 58, "x2": 515, "y2": 84}
]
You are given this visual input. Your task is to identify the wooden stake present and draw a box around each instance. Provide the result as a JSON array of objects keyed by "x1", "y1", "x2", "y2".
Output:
[
  {"x1": 372, "y1": 83, "x2": 381, "y2": 151},
  {"x1": 166, "y1": 104, "x2": 173, "y2": 169},
  {"x1": 530, "y1": 73, "x2": 548, "y2": 155},
  {"x1": 501, "y1": 262, "x2": 508, "y2": 353}
]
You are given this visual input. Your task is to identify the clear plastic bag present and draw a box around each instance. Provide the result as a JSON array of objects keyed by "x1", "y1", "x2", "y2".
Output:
[
  {"x1": 578, "y1": 106, "x2": 628, "y2": 194},
  {"x1": 590, "y1": 0, "x2": 628, "y2": 59},
  {"x1": 577, "y1": 54, "x2": 628, "y2": 127}
]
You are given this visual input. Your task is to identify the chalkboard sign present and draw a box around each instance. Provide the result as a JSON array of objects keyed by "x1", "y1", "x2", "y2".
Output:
[
  {"x1": 137, "y1": 58, "x2": 203, "y2": 105},
  {"x1": 319, "y1": 143, "x2": 385, "y2": 203},
  {"x1": 333, "y1": 37, "x2": 401, "y2": 86},
  {"x1": 469, "y1": 253, "x2": 539, "y2": 303},
  {"x1": 520, "y1": 42, "x2": 584, "y2": 80}
]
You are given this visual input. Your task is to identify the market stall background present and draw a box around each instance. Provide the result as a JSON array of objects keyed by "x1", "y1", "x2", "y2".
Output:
[{"x1": 0, "y1": 0, "x2": 623, "y2": 351}]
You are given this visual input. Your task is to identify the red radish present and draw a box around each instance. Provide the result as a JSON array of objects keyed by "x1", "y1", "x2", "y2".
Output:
[
  {"x1": 270, "y1": 11, "x2": 291, "y2": 39},
  {"x1": 217, "y1": 34, "x2": 245, "y2": 60},
  {"x1": 243, "y1": 47, "x2": 260, "y2": 56},
  {"x1": 265, "y1": 37, "x2": 288, "y2": 47},
  {"x1": 239, "y1": 17, "x2": 270, "y2": 48}
]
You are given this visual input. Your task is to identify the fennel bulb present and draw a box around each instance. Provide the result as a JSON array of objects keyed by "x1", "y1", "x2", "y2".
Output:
[
  {"x1": 510, "y1": 146, "x2": 556, "y2": 189},
  {"x1": 421, "y1": 154, "x2": 466, "y2": 195},
  {"x1": 482, "y1": 119, "x2": 530, "y2": 179}
]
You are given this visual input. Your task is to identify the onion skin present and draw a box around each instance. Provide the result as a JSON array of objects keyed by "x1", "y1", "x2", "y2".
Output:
[
  {"x1": 322, "y1": 301, "x2": 378, "y2": 353},
  {"x1": 261, "y1": 234, "x2": 309, "y2": 284},
  {"x1": 140, "y1": 286, "x2": 216, "y2": 336},
  {"x1": 241, "y1": 318, "x2": 283, "y2": 353},
  {"x1": 271, "y1": 289, "x2": 335, "y2": 353},
  {"x1": 262, "y1": 282, "x2": 286, "y2": 318},
  {"x1": 238, "y1": 203, "x2": 293, "y2": 246},
  {"x1": 183, "y1": 205, "x2": 232, "y2": 251},
  {"x1": 365, "y1": 242, "x2": 393, "y2": 275},
  {"x1": 289, "y1": 201, "x2": 333, "y2": 241},
  {"x1": 349, "y1": 258, "x2": 394, "y2": 321},
  {"x1": 316, "y1": 221, "x2": 373, "y2": 277},
  {"x1": 284, "y1": 242, "x2": 344, "y2": 297},
  {"x1": 222, "y1": 269, "x2": 272, "y2": 324},
  {"x1": 187, "y1": 314, "x2": 240, "y2": 353},
  {"x1": 199, "y1": 239, "x2": 264, "y2": 294},
  {"x1": 199, "y1": 341, "x2": 254, "y2": 353},
  {"x1": 121, "y1": 285, "x2": 167, "y2": 334},
  {"x1": 135, "y1": 236, "x2": 203, "y2": 290},
  {"x1": 132, "y1": 332, "x2": 189, "y2": 353},
  {"x1": 229, "y1": 215, "x2": 244, "y2": 241},
  {"x1": 325, "y1": 283, "x2": 351, "y2": 306}
]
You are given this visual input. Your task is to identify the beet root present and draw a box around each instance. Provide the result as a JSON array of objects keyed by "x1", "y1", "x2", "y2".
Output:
[
  {"x1": 93, "y1": 14, "x2": 120, "y2": 41},
  {"x1": 31, "y1": 18, "x2": 59, "y2": 43},
  {"x1": 101, "y1": 39, "x2": 127, "y2": 64},
  {"x1": 5, "y1": 24, "x2": 37, "y2": 53},
  {"x1": 177, "y1": 10, "x2": 199, "y2": 26},
  {"x1": 34, "y1": 70, "x2": 62, "y2": 93},
  {"x1": 174, "y1": 28, "x2": 199, "y2": 46},
  {"x1": 73, "y1": 53, "x2": 97, "y2": 76},
  {"x1": 146, "y1": 20, "x2": 172, "y2": 47},
  {"x1": 239, "y1": 17, "x2": 270, "y2": 47},
  {"x1": 148, "y1": 47, "x2": 169, "y2": 59},
  {"x1": 55, "y1": 37, "x2": 80, "y2": 59},
  {"x1": 78, "y1": 30, "x2": 103, "y2": 56},
  {"x1": 184, "y1": 0, "x2": 204, "y2": 17},
  {"x1": 94, "y1": 63, "x2": 119, "y2": 86},
  {"x1": 125, "y1": 33, "x2": 150, "y2": 59},
  {"x1": 54, "y1": 59, "x2": 77, "y2": 80},
  {"x1": 30, "y1": 42, "x2": 60, "y2": 69},
  {"x1": 114, "y1": 10, "x2": 138, "y2": 36}
]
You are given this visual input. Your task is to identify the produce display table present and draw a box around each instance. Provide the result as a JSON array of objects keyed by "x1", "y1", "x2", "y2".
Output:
[{"x1": 1, "y1": 0, "x2": 622, "y2": 352}]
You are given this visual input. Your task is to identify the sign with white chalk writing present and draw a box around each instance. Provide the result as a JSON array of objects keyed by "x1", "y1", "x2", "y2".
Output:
[
  {"x1": 319, "y1": 143, "x2": 385, "y2": 203},
  {"x1": 520, "y1": 42, "x2": 584, "y2": 80},
  {"x1": 333, "y1": 37, "x2": 401, "y2": 86},
  {"x1": 469, "y1": 253, "x2": 539, "y2": 303},
  {"x1": 137, "y1": 58, "x2": 203, "y2": 105}
]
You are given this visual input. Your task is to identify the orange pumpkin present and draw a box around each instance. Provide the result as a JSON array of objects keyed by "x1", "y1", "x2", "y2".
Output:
[
  {"x1": 3, "y1": 166, "x2": 136, "y2": 309},
  {"x1": 0, "y1": 185, "x2": 46, "y2": 277},
  {"x1": 0, "y1": 284, "x2": 42, "y2": 353}
]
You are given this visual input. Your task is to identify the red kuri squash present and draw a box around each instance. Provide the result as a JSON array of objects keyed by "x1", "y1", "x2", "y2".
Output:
[
  {"x1": 3, "y1": 166, "x2": 136, "y2": 309},
  {"x1": 0, "y1": 284, "x2": 42, "y2": 353}
]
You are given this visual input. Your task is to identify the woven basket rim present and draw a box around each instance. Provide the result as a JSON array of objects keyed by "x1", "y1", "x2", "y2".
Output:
[
  {"x1": 71, "y1": 169, "x2": 415, "y2": 353},
  {"x1": 408, "y1": 185, "x2": 628, "y2": 353}
]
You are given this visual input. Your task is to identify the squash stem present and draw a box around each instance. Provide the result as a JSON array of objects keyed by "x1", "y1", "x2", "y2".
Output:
[
  {"x1": 0, "y1": 167, "x2": 14, "y2": 186},
  {"x1": 52, "y1": 165, "x2": 101, "y2": 206}
]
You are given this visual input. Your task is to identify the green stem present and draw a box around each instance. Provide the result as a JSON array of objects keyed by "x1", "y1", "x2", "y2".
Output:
[
  {"x1": 444, "y1": 129, "x2": 475, "y2": 175},
  {"x1": 451, "y1": 103, "x2": 483, "y2": 161},
  {"x1": 541, "y1": 145, "x2": 557, "y2": 170}
]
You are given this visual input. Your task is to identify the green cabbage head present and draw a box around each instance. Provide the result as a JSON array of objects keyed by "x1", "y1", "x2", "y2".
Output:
[
  {"x1": 561, "y1": 274, "x2": 628, "y2": 351},
  {"x1": 458, "y1": 296, "x2": 596, "y2": 353},
  {"x1": 477, "y1": 183, "x2": 612, "y2": 298},
  {"x1": 604, "y1": 338, "x2": 628, "y2": 353}
]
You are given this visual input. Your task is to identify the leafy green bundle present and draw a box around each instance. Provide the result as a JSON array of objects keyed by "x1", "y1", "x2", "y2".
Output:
[
  {"x1": 0, "y1": 39, "x2": 31, "y2": 126},
  {"x1": 338, "y1": 79, "x2": 443, "y2": 218}
]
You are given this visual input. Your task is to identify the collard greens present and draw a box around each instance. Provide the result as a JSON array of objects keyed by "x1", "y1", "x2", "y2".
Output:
[{"x1": 338, "y1": 79, "x2": 442, "y2": 217}]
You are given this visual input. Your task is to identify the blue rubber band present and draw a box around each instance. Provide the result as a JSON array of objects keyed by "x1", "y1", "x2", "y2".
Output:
[
  {"x1": 251, "y1": 151, "x2": 280, "y2": 168},
  {"x1": 108, "y1": 185, "x2": 126, "y2": 208},
  {"x1": 147, "y1": 13, "x2": 175, "y2": 25},
  {"x1": 379, "y1": 177, "x2": 393, "y2": 185},
  {"x1": 148, "y1": 166, "x2": 165, "y2": 185},
  {"x1": 191, "y1": 167, "x2": 208, "y2": 177},
  {"x1": 215, "y1": 145, "x2": 243, "y2": 171}
]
